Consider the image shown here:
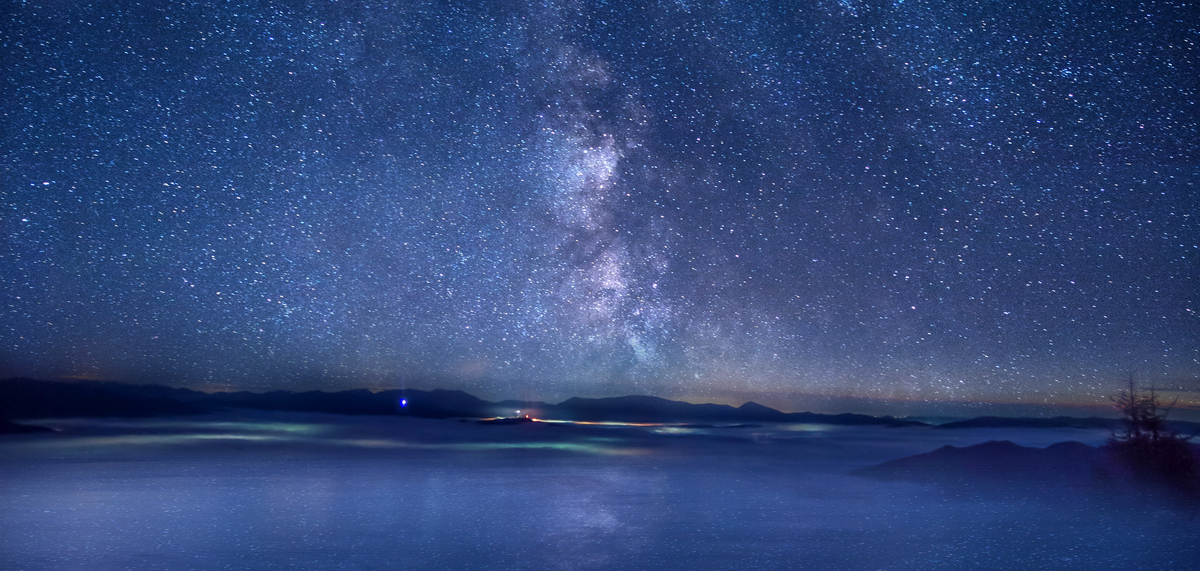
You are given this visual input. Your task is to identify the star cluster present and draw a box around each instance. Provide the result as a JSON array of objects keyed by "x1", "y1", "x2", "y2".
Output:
[{"x1": 2, "y1": 0, "x2": 1196, "y2": 411}]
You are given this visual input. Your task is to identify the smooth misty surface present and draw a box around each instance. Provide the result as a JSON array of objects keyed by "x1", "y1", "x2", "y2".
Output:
[{"x1": 1, "y1": 413, "x2": 1196, "y2": 571}]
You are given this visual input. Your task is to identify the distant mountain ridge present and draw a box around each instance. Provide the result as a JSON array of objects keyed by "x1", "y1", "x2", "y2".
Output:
[
  {"x1": 13, "y1": 377, "x2": 1198, "y2": 433},
  {"x1": 532, "y1": 394, "x2": 924, "y2": 426},
  {"x1": 0, "y1": 377, "x2": 925, "y2": 427}
]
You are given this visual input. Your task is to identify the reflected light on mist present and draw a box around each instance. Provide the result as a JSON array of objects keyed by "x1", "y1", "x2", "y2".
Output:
[{"x1": 14, "y1": 417, "x2": 656, "y2": 457}]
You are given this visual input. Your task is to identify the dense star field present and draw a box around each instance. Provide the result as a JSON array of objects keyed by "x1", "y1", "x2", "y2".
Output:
[{"x1": 1, "y1": 0, "x2": 1196, "y2": 413}]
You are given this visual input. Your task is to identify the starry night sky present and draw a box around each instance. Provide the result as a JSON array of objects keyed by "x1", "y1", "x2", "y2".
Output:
[{"x1": 2, "y1": 0, "x2": 1197, "y2": 413}]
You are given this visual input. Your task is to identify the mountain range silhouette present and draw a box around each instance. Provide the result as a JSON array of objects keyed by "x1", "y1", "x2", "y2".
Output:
[
  {"x1": 0, "y1": 377, "x2": 927, "y2": 427},
  {"x1": 4, "y1": 377, "x2": 1199, "y2": 435}
]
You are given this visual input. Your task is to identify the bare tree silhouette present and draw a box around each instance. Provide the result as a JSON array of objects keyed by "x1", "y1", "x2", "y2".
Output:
[{"x1": 1107, "y1": 375, "x2": 1198, "y2": 491}]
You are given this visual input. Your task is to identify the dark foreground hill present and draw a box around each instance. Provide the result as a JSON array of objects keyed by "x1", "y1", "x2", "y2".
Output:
[
  {"x1": 856, "y1": 440, "x2": 1105, "y2": 484},
  {"x1": 856, "y1": 439, "x2": 1200, "y2": 501},
  {"x1": 0, "y1": 377, "x2": 925, "y2": 427}
]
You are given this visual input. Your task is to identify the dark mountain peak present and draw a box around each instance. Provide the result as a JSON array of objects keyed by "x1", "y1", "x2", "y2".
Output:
[
  {"x1": 425, "y1": 388, "x2": 487, "y2": 400},
  {"x1": 1045, "y1": 440, "x2": 1096, "y2": 453},
  {"x1": 737, "y1": 401, "x2": 779, "y2": 413},
  {"x1": 733, "y1": 401, "x2": 788, "y2": 421}
]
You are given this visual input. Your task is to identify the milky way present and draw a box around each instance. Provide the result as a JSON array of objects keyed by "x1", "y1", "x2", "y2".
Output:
[{"x1": 2, "y1": 0, "x2": 1196, "y2": 412}]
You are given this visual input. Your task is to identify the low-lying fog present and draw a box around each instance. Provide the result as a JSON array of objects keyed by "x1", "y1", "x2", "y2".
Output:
[{"x1": 2, "y1": 412, "x2": 1195, "y2": 570}]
